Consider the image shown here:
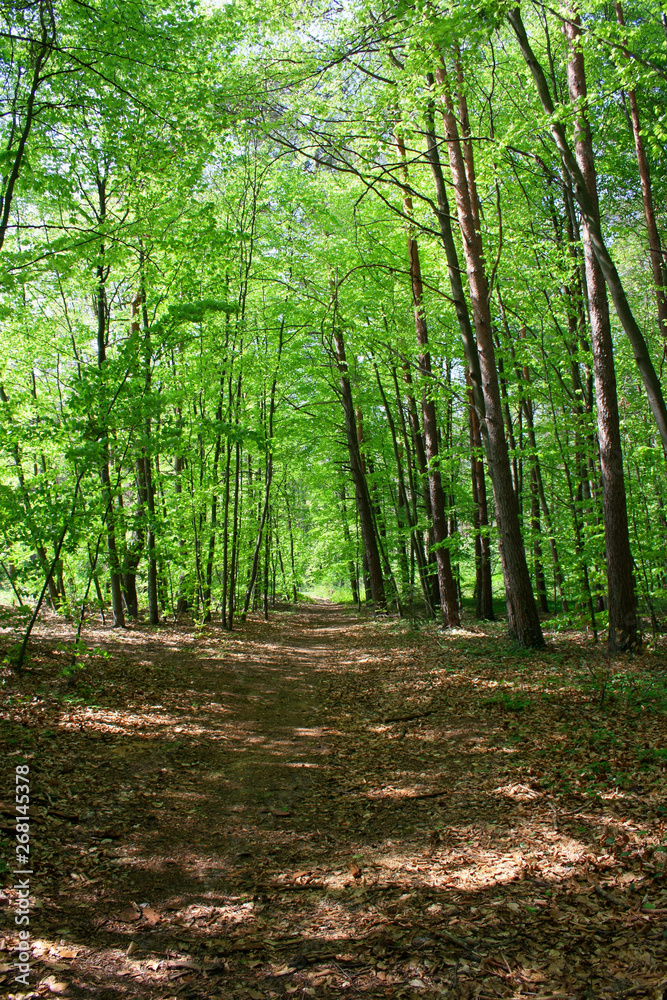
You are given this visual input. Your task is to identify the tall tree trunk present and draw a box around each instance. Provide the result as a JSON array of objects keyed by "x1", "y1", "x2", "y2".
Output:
[
  {"x1": 542, "y1": 352, "x2": 597, "y2": 632},
  {"x1": 204, "y1": 366, "x2": 231, "y2": 623},
  {"x1": 529, "y1": 463, "x2": 548, "y2": 613},
  {"x1": 565, "y1": 13, "x2": 639, "y2": 650},
  {"x1": 277, "y1": 538, "x2": 290, "y2": 602},
  {"x1": 374, "y1": 364, "x2": 423, "y2": 605},
  {"x1": 340, "y1": 488, "x2": 360, "y2": 605},
  {"x1": 466, "y1": 375, "x2": 494, "y2": 619},
  {"x1": 424, "y1": 96, "x2": 497, "y2": 622},
  {"x1": 396, "y1": 131, "x2": 459, "y2": 626},
  {"x1": 227, "y1": 437, "x2": 241, "y2": 629},
  {"x1": 96, "y1": 176, "x2": 125, "y2": 629},
  {"x1": 204, "y1": 440, "x2": 221, "y2": 623},
  {"x1": 509, "y1": 6, "x2": 667, "y2": 459},
  {"x1": 402, "y1": 364, "x2": 440, "y2": 611},
  {"x1": 263, "y1": 509, "x2": 271, "y2": 620},
  {"x1": 394, "y1": 428, "x2": 435, "y2": 611},
  {"x1": 435, "y1": 63, "x2": 544, "y2": 647},
  {"x1": 221, "y1": 341, "x2": 237, "y2": 626},
  {"x1": 283, "y1": 485, "x2": 298, "y2": 603},
  {"x1": 137, "y1": 288, "x2": 159, "y2": 625},
  {"x1": 332, "y1": 319, "x2": 386, "y2": 608},
  {"x1": 225, "y1": 354, "x2": 244, "y2": 629},
  {"x1": 498, "y1": 306, "x2": 569, "y2": 614},
  {"x1": 241, "y1": 323, "x2": 283, "y2": 620},
  {"x1": 357, "y1": 404, "x2": 400, "y2": 610},
  {"x1": 221, "y1": 435, "x2": 233, "y2": 626},
  {"x1": 241, "y1": 454, "x2": 271, "y2": 621},
  {"x1": 124, "y1": 454, "x2": 147, "y2": 620},
  {"x1": 522, "y1": 377, "x2": 568, "y2": 613},
  {"x1": 123, "y1": 298, "x2": 145, "y2": 620}
]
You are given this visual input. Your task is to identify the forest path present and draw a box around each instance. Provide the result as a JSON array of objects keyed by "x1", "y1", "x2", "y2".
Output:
[{"x1": 3, "y1": 604, "x2": 667, "y2": 999}]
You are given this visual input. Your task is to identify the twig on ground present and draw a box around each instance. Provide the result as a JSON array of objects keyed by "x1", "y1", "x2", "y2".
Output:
[
  {"x1": 593, "y1": 885, "x2": 630, "y2": 909},
  {"x1": 381, "y1": 709, "x2": 436, "y2": 723},
  {"x1": 438, "y1": 928, "x2": 482, "y2": 959}
]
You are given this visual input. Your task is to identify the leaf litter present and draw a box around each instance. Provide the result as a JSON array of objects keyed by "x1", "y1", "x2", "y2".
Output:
[{"x1": 0, "y1": 602, "x2": 666, "y2": 999}]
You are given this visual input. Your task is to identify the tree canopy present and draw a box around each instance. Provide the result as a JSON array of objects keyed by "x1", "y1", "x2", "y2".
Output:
[{"x1": 2, "y1": 0, "x2": 667, "y2": 659}]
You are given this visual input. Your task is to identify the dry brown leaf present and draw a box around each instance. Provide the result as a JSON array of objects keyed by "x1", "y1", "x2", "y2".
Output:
[
  {"x1": 117, "y1": 902, "x2": 141, "y2": 922},
  {"x1": 141, "y1": 906, "x2": 160, "y2": 926},
  {"x1": 41, "y1": 975, "x2": 69, "y2": 993}
]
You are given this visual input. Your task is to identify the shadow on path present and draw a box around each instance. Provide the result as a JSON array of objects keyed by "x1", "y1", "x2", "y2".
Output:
[{"x1": 0, "y1": 603, "x2": 665, "y2": 999}]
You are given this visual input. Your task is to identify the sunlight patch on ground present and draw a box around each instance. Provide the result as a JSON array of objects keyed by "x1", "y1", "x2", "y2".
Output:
[
  {"x1": 57, "y1": 707, "x2": 184, "y2": 734},
  {"x1": 365, "y1": 784, "x2": 442, "y2": 800},
  {"x1": 493, "y1": 782, "x2": 543, "y2": 801}
]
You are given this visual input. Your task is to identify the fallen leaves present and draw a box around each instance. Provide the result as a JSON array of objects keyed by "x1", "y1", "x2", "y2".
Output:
[
  {"x1": 41, "y1": 975, "x2": 69, "y2": 993},
  {"x1": 141, "y1": 905, "x2": 160, "y2": 926},
  {"x1": 116, "y1": 902, "x2": 141, "y2": 922},
  {"x1": 1, "y1": 607, "x2": 666, "y2": 1000}
]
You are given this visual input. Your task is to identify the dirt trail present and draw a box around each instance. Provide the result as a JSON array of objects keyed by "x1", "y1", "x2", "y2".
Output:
[{"x1": 1, "y1": 603, "x2": 666, "y2": 999}]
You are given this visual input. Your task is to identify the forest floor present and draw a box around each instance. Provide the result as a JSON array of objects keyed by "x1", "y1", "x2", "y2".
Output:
[{"x1": 0, "y1": 602, "x2": 666, "y2": 1000}]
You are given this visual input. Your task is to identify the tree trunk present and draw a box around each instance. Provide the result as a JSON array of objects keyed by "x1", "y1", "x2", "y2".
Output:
[
  {"x1": 402, "y1": 364, "x2": 440, "y2": 611},
  {"x1": 221, "y1": 436, "x2": 233, "y2": 626},
  {"x1": 136, "y1": 288, "x2": 159, "y2": 625},
  {"x1": 435, "y1": 64, "x2": 544, "y2": 647},
  {"x1": 332, "y1": 321, "x2": 386, "y2": 608},
  {"x1": 466, "y1": 375, "x2": 494, "y2": 619},
  {"x1": 357, "y1": 405, "x2": 401, "y2": 611},
  {"x1": 509, "y1": 6, "x2": 667, "y2": 459},
  {"x1": 374, "y1": 364, "x2": 421, "y2": 604},
  {"x1": 124, "y1": 454, "x2": 147, "y2": 619},
  {"x1": 524, "y1": 383, "x2": 568, "y2": 613},
  {"x1": 389, "y1": 366, "x2": 436, "y2": 612},
  {"x1": 96, "y1": 176, "x2": 125, "y2": 629},
  {"x1": 283, "y1": 486, "x2": 298, "y2": 603},
  {"x1": 396, "y1": 130, "x2": 459, "y2": 626},
  {"x1": 227, "y1": 437, "x2": 241, "y2": 629},
  {"x1": 241, "y1": 453, "x2": 271, "y2": 621},
  {"x1": 204, "y1": 370, "x2": 228, "y2": 623},
  {"x1": 424, "y1": 98, "x2": 497, "y2": 621},
  {"x1": 340, "y1": 488, "x2": 360, "y2": 605},
  {"x1": 263, "y1": 508, "x2": 271, "y2": 620},
  {"x1": 143, "y1": 452, "x2": 159, "y2": 626},
  {"x1": 241, "y1": 323, "x2": 283, "y2": 620},
  {"x1": 277, "y1": 539, "x2": 290, "y2": 602},
  {"x1": 565, "y1": 14, "x2": 639, "y2": 651}
]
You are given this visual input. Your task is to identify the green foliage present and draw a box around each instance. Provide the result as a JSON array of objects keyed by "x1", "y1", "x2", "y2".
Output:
[
  {"x1": 482, "y1": 690, "x2": 533, "y2": 713},
  {"x1": 0, "y1": 0, "x2": 665, "y2": 649}
]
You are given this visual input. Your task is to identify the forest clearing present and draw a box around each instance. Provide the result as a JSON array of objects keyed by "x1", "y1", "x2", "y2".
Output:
[{"x1": 2, "y1": 0, "x2": 667, "y2": 996}]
